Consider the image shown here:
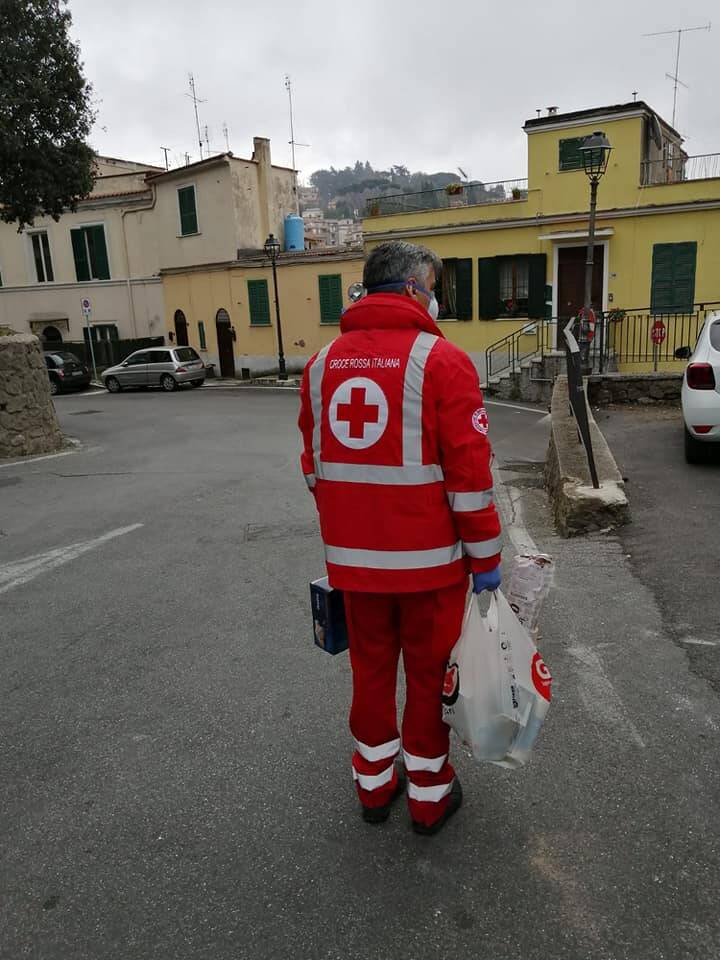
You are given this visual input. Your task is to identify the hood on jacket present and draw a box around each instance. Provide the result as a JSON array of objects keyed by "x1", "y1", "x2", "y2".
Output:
[{"x1": 340, "y1": 293, "x2": 445, "y2": 339}]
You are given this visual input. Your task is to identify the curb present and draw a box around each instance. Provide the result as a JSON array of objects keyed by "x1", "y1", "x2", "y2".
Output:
[{"x1": 545, "y1": 376, "x2": 630, "y2": 536}]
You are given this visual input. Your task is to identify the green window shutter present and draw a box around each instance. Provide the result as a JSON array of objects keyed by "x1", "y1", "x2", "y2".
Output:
[
  {"x1": 651, "y1": 242, "x2": 697, "y2": 313},
  {"x1": 71, "y1": 229, "x2": 90, "y2": 281},
  {"x1": 41, "y1": 233, "x2": 54, "y2": 281},
  {"x1": 248, "y1": 279, "x2": 271, "y2": 325},
  {"x1": 87, "y1": 225, "x2": 110, "y2": 280},
  {"x1": 527, "y1": 254, "x2": 547, "y2": 319},
  {"x1": 455, "y1": 258, "x2": 473, "y2": 320},
  {"x1": 178, "y1": 186, "x2": 198, "y2": 235},
  {"x1": 319, "y1": 274, "x2": 343, "y2": 323},
  {"x1": 198, "y1": 321, "x2": 206, "y2": 350},
  {"x1": 670, "y1": 242, "x2": 697, "y2": 313},
  {"x1": 559, "y1": 137, "x2": 585, "y2": 172},
  {"x1": 478, "y1": 257, "x2": 499, "y2": 319}
]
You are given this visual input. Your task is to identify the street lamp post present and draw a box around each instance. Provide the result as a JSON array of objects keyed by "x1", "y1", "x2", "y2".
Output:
[
  {"x1": 579, "y1": 131, "x2": 612, "y2": 372},
  {"x1": 264, "y1": 233, "x2": 287, "y2": 380}
]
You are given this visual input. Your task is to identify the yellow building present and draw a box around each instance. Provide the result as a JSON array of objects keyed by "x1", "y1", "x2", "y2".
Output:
[
  {"x1": 361, "y1": 100, "x2": 720, "y2": 379},
  {"x1": 161, "y1": 250, "x2": 363, "y2": 376}
]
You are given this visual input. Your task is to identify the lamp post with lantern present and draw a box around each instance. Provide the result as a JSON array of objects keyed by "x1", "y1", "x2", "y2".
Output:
[
  {"x1": 579, "y1": 130, "x2": 612, "y2": 320},
  {"x1": 264, "y1": 233, "x2": 287, "y2": 380}
]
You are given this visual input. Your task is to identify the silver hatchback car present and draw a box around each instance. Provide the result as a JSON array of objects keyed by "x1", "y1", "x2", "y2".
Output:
[{"x1": 102, "y1": 346, "x2": 206, "y2": 393}]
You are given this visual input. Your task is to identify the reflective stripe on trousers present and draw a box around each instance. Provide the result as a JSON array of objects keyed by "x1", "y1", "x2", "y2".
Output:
[
  {"x1": 354, "y1": 737, "x2": 401, "y2": 763},
  {"x1": 352, "y1": 765, "x2": 395, "y2": 792}
]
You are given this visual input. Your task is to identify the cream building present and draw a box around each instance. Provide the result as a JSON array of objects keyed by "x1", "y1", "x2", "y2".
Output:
[{"x1": 0, "y1": 139, "x2": 296, "y2": 355}]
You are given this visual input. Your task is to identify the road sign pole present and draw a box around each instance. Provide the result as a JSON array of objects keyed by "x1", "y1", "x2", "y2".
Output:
[{"x1": 84, "y1": 309, "x2": 98, "y2": 383}]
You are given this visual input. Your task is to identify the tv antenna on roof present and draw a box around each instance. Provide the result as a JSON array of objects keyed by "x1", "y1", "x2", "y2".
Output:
[
  {"x1": 457, "y1": 166, "x2": 468, "y2": 181},
  {"x1": 642, "y1": 22, "x2": 711, "y2": 128},
  {"x1": 186, "y1": 73, "x2": 206, "y2": 160},
  {"x1": 284, "y1": 74, "x2": 309, "y2": 214}
]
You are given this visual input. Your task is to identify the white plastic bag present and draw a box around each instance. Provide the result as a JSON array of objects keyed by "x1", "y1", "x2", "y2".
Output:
[{"x1": 442, "y1": 589, "x2": 552, "y2": 768}]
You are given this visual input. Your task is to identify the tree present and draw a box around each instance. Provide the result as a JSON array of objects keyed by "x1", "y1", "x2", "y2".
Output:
[{"x1": 0, "y1": 0, "x2": 96, "y2": 229}]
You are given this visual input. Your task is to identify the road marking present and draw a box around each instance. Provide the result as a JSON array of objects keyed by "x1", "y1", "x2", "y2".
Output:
[
  {"x1": 492, "y1": 463, "x2": 539, "y2": 555},
  {"x1": 0, "y1": 523, "x2": 143, "y2": 595},
  {"x1": 680, "y1": 638, "x2": 720, "y2": 647},
  {"x1": 486, "y1": 399, "x2": 548, "y2": 415},
  {"x1": 0, "y1": 442, "x2": 80, "y2": 470},
  {"x1": 55, "y1": 389, "x2": 106, "y2": 398},
  {"x1": 568, "y1": 645, "x2": 646, "y2": 748}
]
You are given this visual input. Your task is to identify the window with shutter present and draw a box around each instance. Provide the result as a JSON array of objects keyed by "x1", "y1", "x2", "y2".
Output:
[
  {"x1": 559, "y1": 137, "x2": 585, "y2": 172},
  {"x1": 479, "y1": 257, "x2": 500, "y2": 319},
  {"x1": 248, "y1": 279, "x2": 271, "y2": 325},
  {"x1": 178, "y1": 186, "x2": 199, "y2": 236},
  {"x1": 651, "y1": 242, "x2": 697, "y2": 314},
  {"x1": 319, "y1": 274, "x2": 343, "y2": 324},
  {"x1": 71, "y1": 226, "x2": 110, "y2": 280},
  {"x1": 527, "y1": 254, "x2": 547, "y2": 319},
  {"x1": 455, "y1": 259, "x2": 473, "y2": 320},
  {"x1": 198, "y1": 321, "x2": 207, "y2": 350},
  {"x1": 30, "y1": 231, "x2": 54, "y2": 282}
]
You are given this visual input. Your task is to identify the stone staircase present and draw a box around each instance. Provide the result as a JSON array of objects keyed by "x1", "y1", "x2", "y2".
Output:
[{"x1": 486, "y1": 351, "x2": 566, "y2": 404}]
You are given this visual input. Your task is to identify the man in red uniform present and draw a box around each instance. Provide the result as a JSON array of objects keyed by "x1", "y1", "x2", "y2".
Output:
[{"x1": 298, "y1": 241, "x2": 502, "y2": 835}]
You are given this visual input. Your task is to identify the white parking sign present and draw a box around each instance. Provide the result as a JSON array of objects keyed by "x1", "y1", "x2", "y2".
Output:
[{"x1": 81, "y1": 297, "x2": 91, "y2": 315}]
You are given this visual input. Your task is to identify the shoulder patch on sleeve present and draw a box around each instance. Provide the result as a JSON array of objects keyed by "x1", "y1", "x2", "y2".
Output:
[{"x1": 472, "y1": 406, "x2": 489, "y2": 434}]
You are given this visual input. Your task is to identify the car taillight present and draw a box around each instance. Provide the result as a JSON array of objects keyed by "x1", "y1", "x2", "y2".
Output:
[
  {"x1": 692, "y1": 425, "x2": 713, "y2": 434},
  {"x1": 58, "y1": 370, "x2": 65, "y2": 378},
  {"x1": 176, "y1": 367, "x2": 187, "y2": 373},
  {"x1": 686, "y1": 363, "x2": 716, "y2": 390}
]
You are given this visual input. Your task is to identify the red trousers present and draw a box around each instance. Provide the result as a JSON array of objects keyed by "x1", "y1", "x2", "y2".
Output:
[{"x1": 344, "y1": 580, "x2": 467, "y2": 828}]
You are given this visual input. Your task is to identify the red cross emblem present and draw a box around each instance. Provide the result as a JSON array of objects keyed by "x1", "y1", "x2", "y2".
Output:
[
  {"x1": 329, "y1": 377, "x2": 389, "y2": 449},
  {"x1": 336, "y1": 387, "x2": 379, "y2": 439}
]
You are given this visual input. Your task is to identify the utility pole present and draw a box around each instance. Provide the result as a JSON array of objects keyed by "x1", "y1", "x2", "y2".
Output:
[
  {"x1": 161, "y1": 147, "x2": 170, "y2": 171},
  {"x1": 643, "y1": 23, "x2": 711, "y2": 128},
  {"x1": 187, "y1": 73, "x2": 206, "y2": 160}
]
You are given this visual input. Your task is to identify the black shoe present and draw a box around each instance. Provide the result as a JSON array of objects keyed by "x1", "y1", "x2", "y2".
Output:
[
  {"x1": 411, "y1": 777, "x2": 463, "y2": 836},
  {"x1": 361, "y1": 770, "x2": 406, "y2": 824}
]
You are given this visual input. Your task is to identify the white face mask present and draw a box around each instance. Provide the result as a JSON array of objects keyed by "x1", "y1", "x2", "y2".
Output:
[{"x1": 427, "y1": 293, "x2": 440, "y2": 321}]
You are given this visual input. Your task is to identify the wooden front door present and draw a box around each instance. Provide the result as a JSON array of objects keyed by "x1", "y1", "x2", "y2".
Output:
[
  {"x1": 557, "y1": 246, "x2": 604, "y2": 320},
  {"x1": 215, "y1": 310, "x2": 235, "y2": 377},
  {"x1": 174, "y1": 310, "x2": 189, "y2": 346}
]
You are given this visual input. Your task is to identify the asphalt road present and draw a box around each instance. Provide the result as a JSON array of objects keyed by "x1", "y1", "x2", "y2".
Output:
[
  {"x1": 599, "y1": 405, "x2": 720, "y2": 693},
  {"x1": 1, "y1": 389, "x2": 718, "y2": 959}
]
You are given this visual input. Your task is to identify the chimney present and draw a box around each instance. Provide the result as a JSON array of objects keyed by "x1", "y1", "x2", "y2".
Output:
[
  {"x1": 253, "y1": 136, "x2": 273, "y2": 246},
  {"x1": 547, "y1": 106, "x2": 558, "y2": 116}
]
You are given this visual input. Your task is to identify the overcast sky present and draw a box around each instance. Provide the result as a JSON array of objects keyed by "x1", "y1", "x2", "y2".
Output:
[{"x1": 69, "y1": 0, "x2": 717, "y2": 184}]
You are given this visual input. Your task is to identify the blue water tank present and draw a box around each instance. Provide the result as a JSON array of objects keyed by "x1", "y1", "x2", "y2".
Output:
[{"x1": 284, "y1": 214, "x2": 305, "y2": 251}]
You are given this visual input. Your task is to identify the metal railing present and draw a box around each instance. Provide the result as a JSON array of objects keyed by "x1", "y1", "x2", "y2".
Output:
[
  {"x1": 366, "y1": 179, "x2": 529, "y2": 217},
  {"x1": 484, "y1": 304, "x2": 720, "y2": 383},
  {"x1": 641, "y1": 153, "x2": 720, "y2": 186},
  {"x1": 485, "y1": 318, "x2": 555, "y2": 381},
  {"x1": 603, "y1": 305, "x2": 719, "y2": 365}
]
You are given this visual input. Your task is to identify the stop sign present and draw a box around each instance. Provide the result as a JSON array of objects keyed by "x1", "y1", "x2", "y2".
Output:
[{"x1": 651, "y1": 319, "x2": 666, "y2": 345}]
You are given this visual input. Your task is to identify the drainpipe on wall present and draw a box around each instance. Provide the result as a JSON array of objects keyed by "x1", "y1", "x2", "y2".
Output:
[{"x1": 120, "y1": 183, "x2": 158, "y2": 339}]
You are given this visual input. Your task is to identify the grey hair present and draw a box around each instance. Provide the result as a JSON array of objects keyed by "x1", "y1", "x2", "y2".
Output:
[{"x1": 363, "y1": 241, "x2": 442, "y2": 291}]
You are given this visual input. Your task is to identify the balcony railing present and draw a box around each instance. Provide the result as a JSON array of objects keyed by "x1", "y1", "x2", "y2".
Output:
[
  {"x1": 365, "y1": 179, "x2": 529, "y2": 217},
  {"x1": 641, "y1": 152, "x2": 720, "y2": 186}
]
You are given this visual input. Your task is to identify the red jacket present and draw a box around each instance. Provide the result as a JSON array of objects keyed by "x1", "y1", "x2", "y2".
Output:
[{"x1": 298, "y1": 294, "x2": 502, "y2": 593}]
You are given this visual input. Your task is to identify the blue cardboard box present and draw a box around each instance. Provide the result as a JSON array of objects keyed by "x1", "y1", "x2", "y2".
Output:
[{"x1": 310, "y1": 577, "x2": 349, "y2": 655}]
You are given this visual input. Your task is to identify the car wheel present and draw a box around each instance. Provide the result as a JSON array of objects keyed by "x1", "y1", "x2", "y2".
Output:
[
  {"x1": 105, "y1": 376, "x2": 122, "y2": 394},
  {"x1": 189, "y1": 379, "x2": 204, "y2": 388},
  {"x1": 160, "y1": 374, "x2": 177, "y2": 392},
  {"x1": 684, "y1": 428, "x2": 708, "y2": 464},
  {"x1": 49, "y1": 378, "x2": 59, "y2": 396}
]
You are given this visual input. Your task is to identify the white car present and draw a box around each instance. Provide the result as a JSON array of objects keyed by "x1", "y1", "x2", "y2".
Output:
[{"x1": 677, "y1": 311, "x2": 720, "y2": 463}]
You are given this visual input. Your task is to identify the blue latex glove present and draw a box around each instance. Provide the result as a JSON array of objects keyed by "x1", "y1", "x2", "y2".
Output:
[{"x1": 473, "y1": 567, "x2": 501, "y2": 594}]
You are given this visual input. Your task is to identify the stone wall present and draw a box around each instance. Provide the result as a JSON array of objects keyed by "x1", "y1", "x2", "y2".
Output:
[
  {"x1": 0, "y1": 334, "x2": 64, "y2": 458},
  {"x1": 545, "y1": 376, "x2": 630, "y2": 536},
  {"x1": 587, "y1": 372, "x2": 682, "y2": 406}
]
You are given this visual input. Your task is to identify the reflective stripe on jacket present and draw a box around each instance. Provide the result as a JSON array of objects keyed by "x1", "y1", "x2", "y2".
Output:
[{"x1": 298, "y1": 293, "x2": 502, "y2": 592}]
